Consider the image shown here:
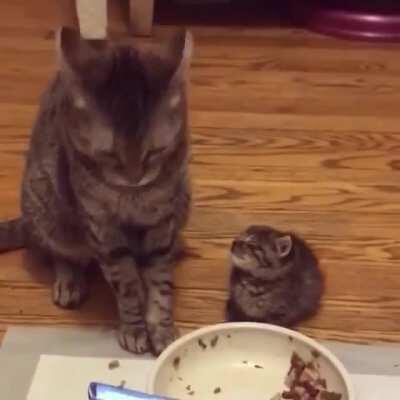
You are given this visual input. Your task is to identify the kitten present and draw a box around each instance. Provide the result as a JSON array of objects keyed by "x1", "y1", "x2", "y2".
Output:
[
  {"x1": 0, "y1": 27, "x2": 193, "y2": 355},
  {"x1": 226, "y1": 226, "x2": 323, "y2": 327}
]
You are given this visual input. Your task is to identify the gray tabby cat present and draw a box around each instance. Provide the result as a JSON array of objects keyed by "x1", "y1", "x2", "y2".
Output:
[
  {"x1": 0, "y1": 27, "x2": 193, "y2": 355},
  {"x1": 227, "y1": 226, "x2": 323, "y2": 326}
]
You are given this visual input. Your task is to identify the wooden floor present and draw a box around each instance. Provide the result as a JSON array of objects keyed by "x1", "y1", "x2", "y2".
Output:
[{"x1": 1, "y1": 0, "x2": 400, "y2": 345}]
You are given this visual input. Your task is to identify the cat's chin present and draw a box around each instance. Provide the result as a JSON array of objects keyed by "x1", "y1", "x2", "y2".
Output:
[{"x1": 230, "y1": 252, "x2": 245, "y2": 265}]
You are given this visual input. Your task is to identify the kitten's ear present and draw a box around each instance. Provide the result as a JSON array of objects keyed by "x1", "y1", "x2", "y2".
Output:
[
  {"x1": 56, "y1": 27, "x2": 111, "y2": 82},
  {"x1": 275, "y1": 236, "x2": 293, "y2": 258},
  {"x1": 168, "y1": 29, "x2": 193, "y2": 86}
]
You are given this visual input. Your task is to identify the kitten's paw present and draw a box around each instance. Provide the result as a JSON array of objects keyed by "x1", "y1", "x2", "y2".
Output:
[
  {"x1": 149, "y1": 325, "x2": 179, "y2": 356},
  {"x1": 118, "y1": 325, "x2": 151, "y2": 354},
  {"x1": 225, "y1": 299, "x2": 242, "y2": 322},
  {"x1": 53, "y1": 278, "x2": 88, "y2": 309}
]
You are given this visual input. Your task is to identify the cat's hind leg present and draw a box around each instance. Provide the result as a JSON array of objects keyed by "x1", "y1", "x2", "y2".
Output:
[{"x1": 53, "y1": 260, "x2": 89, "y2": 309}]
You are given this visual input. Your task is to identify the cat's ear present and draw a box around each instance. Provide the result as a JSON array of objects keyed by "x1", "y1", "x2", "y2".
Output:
[
  {"x1": 275, "y1": 235, "x2": 293, "y2": 258},
  {"x1": 56, "y1": 27, "x2": 111, "y2": 82},
  {"x1": 168, "y1": 29, "x2": 193, "y2": 86}
]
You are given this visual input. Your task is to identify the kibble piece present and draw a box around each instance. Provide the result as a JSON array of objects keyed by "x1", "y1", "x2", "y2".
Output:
[
  {"x1": 108, "y1": 360, "x2": 120, "y2": 370},
  {"x1": 173, "y1": 356, "x2": 180, "y2": 370},
  {"x1": 210, "y1": 336, "x2": 219, "y2": 348},
  {"x1": 198, "y1": 339, "x2": 207, "y2": 350}
]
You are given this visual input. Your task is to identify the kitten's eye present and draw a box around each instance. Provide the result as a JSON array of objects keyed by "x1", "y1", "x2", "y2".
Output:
[
  {"x1": 246, "y1": 242, "x2": 259, "y2": 251},
  {"x1": 244, "y1": 235, "x2": 258, "y2": 245},
  {"x1": 97, "y1": 151, "x2": 114, "y2": 161}
]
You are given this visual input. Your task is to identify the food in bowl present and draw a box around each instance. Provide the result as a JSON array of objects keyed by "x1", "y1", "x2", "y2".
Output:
[{"x1": 271, "y1": 352, "x2": 342, "y2": 400}]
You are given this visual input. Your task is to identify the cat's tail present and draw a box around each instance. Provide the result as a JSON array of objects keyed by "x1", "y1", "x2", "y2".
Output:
[{"x1": 0, "y1": 217, "x2": 25, "y2": 253}]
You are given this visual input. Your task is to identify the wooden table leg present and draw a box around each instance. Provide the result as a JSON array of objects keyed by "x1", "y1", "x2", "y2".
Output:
[
  {"x1": 129, "y1": 0, "x2": 154, "y2": 36},
  {"x1": 57, "y1": 0, "x2": 79, "y2": 29},
  {"x1": 76, "y1": 0, "x2": 108, "y2": 39}
]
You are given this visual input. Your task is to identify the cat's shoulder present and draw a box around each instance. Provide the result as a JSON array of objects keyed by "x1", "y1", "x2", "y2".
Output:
[{"x1": 39, "y1": 73, "x2": 70, "y2": 108}]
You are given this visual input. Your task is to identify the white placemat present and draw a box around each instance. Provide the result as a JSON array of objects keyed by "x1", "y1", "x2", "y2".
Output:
[
  {"x1": 26, "y1": 354, "x2": 400, "y2": 400},
  {"x1": 352, "y1": 374, "x2": 400, "y2": 399},
  {"x1": 27, "y1": 355, "x2": 153, "y2": 400}
]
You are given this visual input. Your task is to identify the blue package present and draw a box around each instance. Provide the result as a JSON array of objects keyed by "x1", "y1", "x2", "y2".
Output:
[{"x1": 88, "y1": 383, "x2": 175, "y2": 400}]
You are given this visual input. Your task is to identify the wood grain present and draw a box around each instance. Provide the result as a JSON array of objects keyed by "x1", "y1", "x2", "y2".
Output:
[{"x1": 0, "y1": 0, "x2": 400, "y2": 345}]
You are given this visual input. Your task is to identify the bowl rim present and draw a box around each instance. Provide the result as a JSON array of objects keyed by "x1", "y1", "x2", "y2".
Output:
[{"x1": 147, "y1": 322, "x2": 355, "y2": 400}]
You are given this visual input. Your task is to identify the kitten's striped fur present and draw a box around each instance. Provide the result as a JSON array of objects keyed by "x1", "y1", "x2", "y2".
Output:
[
  {"x1": 227, "y1": 226, "x2": 323, "y2": 327},
  {"x1": 0, "y1": 27, "x2": 193, "y2": 355}
]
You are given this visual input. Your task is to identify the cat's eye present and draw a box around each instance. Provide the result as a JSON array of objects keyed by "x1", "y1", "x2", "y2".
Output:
[
  {"x1": 244, "y1": 235, "x2": 257, "y2": 244},
  {"x1": 144, "y1": 147, "x2": 166, "y2": 164},
  {"x1": 97, "y1": 151, "x2": 114, "y2": 161},
  {"x1": 97, "y1": 151, "x2": 123, "y2": 169}
]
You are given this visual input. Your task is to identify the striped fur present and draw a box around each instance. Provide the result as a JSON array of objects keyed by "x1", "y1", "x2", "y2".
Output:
[
  {"x1": 0, "y1": 27, "x2": 193, "y2": 355},
  {"x1": 227, "y1": 226, "x2": 323, "y2": 327}
]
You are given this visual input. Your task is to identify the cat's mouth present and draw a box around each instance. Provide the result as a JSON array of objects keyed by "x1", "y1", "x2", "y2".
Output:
[
  {"x1": 231, "y1": 244, "x2": 246, "y2": 261},
  {"x1": 231, "y1": 239, "x2": 254, "y2": 258},
  {"x1": 230, "y1": 240, "x2": 255, "y2": 268}
]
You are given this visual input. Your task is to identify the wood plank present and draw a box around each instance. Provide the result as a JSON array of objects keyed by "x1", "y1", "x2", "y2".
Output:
[
  {"x1": 0, "y1": 277, "x2": 399, "y2": 343},
  {"x1": 192, "y1": 179, "x2": 400, "y2": 214},
  {"x1": 192, "y1": 45, "x2": 400, "y2": 76},
  {"x1": 191, "y1": 110, "x2": 400, "y2": 133}
]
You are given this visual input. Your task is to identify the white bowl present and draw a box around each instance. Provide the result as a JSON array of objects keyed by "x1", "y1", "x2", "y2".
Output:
[{"x1": 147, "y1": 323, "x2": 355, "y2": 400}]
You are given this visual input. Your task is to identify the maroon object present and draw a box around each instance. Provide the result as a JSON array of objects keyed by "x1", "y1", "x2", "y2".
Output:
[{"x1": 293, "y1": 1, "x2": 400, "y2": 42}]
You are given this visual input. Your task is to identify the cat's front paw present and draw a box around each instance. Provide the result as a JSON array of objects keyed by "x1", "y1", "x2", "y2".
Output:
[
  {"x1": 118, "y1": 324, "x2": 151, "y2": 354},
  {"x1": 53, "y1": 278, "x2": 88, "y2": 309},
  {"x1": 149, "y1": 325, "x2": 179, "y2": 356}
]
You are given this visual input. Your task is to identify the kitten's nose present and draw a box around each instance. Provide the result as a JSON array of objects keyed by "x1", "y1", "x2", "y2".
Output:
[{"x1": 231, "y1": 239, "x2": 244, "y2": 253}]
